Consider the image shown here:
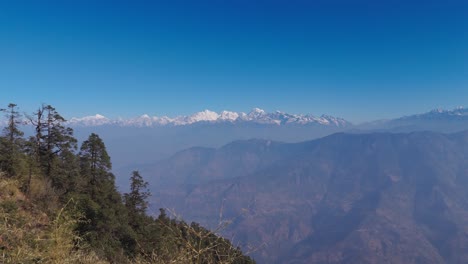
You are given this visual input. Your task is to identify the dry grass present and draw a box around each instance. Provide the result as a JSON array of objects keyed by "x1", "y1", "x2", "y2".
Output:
[
  {"x1": 153, "y1": 210, "x2": 254, "y2": 264},
  {"x1": 0, "y1": 175, "x2": 254, "y2": 264},
  {"x1": 0, "y1": 177, "x2": 110, "y2": 264}
]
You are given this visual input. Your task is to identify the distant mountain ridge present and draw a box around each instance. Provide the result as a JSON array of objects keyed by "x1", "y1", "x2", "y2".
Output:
[
  {"x1": 66, "y1": 106, "x2": 468, "y2": 130},
  {"x1": 149, "y1": 130, "x2": 468, "y2": 264},
  {"x1": 1, "y1": 106, "x2": 467, "y2": 129},
  {"x1": 67, "y1": 108, "x2": 351, "y2": 127},
  {"x1": 399, "y1": 106, "x2": 468, "y2": 120},
  {"x1": 360, "y1": 106, "x2": 468, "y2": 132}
]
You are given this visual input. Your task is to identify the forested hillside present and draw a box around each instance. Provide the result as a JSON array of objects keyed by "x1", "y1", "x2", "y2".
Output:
[{"x1": 0, "y1": 103, "x2": 254, "y2": 264}]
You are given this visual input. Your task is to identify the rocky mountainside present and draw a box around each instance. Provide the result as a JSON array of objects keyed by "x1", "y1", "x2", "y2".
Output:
[{"x1": 149, "y1": 131, "x2": 468, "y2": 264}]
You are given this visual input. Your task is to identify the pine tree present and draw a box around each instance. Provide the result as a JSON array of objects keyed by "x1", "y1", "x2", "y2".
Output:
[
  {"x1": 78, "y1": 133, "x2": 136, "y2": 259},
  {"x1": 27, "y1": 104, "x2": 77, "y2": 179},
  {"x1": 42, "y1": 105, "x2": 77, "y2": 177},
  {"x1": 0, "y1": 103, "x2": 24, "y2": 177},
  {"x1": 27, "y1": 105, "x2": 45, "y2": 164},
  {"x1": 79, "y1": 133, "x2": 112, "y2": 197},
  {"x1": 124, "y1": 170, "x2": 150, "y2": 217}
]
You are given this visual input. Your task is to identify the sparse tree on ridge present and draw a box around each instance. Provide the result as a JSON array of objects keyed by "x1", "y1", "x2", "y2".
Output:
[{"x1": 27, "y1": 104, "x2": 77, "y2": 179}]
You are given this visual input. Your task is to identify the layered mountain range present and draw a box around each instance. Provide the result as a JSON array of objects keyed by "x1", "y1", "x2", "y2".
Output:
[
  {"x1": 63, "y1": 106, "x2": 468, "y2": 191},
  {"x1": 5, "y1": 106, "x2": 468, "y2": 263},
  {"x1": 147, "y1": 131, "x2": 468, "y2": 264}
]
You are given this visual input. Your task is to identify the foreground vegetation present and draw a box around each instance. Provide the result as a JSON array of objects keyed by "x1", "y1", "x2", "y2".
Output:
[{"x1": 0, "y1": 103, "x2": 254, "y2": 264}]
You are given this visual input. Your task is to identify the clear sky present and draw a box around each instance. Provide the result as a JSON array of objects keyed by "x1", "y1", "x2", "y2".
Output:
[{"x1": 0, "y1": 0, "x2": 466, "y2": 123}]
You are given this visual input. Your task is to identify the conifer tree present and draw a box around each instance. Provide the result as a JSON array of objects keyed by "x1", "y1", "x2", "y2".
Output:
[
  {"x1": 79, "y1": 133, "x2": 112, "y2": 197},
  {"x1": 78, "y1": 133, "x2": 136, "y2": 259},
  {"x1": 28, "y1": 105, "x2": 45, "y2": 163},
  {"x1": 0, "y1": 103, "x2": 24, "y2": 177},
  {"x1": 124, "y1": 170, "x2": 150, "y2": 217},
  {"x1": 42, "y1": 105, "x2": 77, "y2": 177},
  {"x1": 27, "y1": 104, "x2": 77, "y2": 179}
]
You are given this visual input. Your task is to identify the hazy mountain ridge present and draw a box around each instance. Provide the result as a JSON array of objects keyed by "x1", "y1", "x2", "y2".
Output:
[
  {"x1": 359, "y1": 107, "x2": 468, "y2": 132},
  {"x1": 142, "y1": 139, "x2": 296, "y2": 187},
  {"x1": 8, "y1": 106, "x2": 468, "y2": 191},
  {"x1": 149, "y1": 131, "x2": 468, "y2": 263}
]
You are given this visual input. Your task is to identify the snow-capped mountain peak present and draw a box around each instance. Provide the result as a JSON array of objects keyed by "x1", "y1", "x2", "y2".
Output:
[
  {"x1": 429, "y1": 108, "x2": 446, "y2": 114},
  {"x1": 67, "y1": 108, "x2": 351, "y2": 127},
  {"x1": 249, "y1": 108, "x2": 266, "y2": 115},
  {"x1": 402, "y1": 106, "x2": 468, "y2": 120},
  {"x1": 188, "y1": 110, "x2": 220, "y2": 122},
  {"x1": 68, "y1": 114, "x2": 111, "y2": 126},
  {"x1": 219, "y1": 111, "x2": 239, "y2": 121}
]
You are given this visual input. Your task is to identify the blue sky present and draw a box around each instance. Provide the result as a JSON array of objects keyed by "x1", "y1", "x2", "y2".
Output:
[{"x1": 0, "y1": 0, "x2": 467, "y2": 123}]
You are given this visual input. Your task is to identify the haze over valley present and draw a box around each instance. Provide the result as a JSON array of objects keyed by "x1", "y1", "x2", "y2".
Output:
[
  {"x1": 64, "y1": 107, "x2": 468, "y2": 187},
  {"x1": 66, "y1": 106, "x2": 468, "y2": 263},
  {"x1": 1, "y1": 0, "x2": 467, "y2": 263}
]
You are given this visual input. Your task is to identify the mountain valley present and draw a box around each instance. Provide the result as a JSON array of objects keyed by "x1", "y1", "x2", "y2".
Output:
[{"x1": 147, "y1": 131, "x2": 468, "y2": 263}]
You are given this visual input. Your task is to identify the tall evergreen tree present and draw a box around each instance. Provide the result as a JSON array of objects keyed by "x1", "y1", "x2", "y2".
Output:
[
  {"x1": 124, "y1": 170, "x2": 150, "y2": 217},
  {"x1": 27, "y1": 104, "x2": 77, "y2": 179},
  {"x1": 78, "y1": 133, "x2": 136, "y2": 259},
  {"x1": 0, "y1": 103, "x2": 24, "y2": 177},
  {"x1": 42, "y1": 105, "x2": 77, "y2": 177},
  {"x1": 54, "y1": 147, "x2": 81, "y2": 197},
  {"x1": 79, "y1": 133, "x2": 112, "y2": 197}
]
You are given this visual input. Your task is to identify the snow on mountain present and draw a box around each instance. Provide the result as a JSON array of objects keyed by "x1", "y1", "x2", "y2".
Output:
[
  {"x1": 67, "y1": 108, "x2": 351, "y2": 127},
  {"x1": 68, "y1": 114, "x2": 111, "y2": 126},
  {"x1": 219, "y1": 111, "x2": 239, "y2": 121},
  {"x1": 247, "y1": 108, "x2": 266, "y2": 119},
  {"x1": 359, "y1": 106, "x2": 468, "y2": 131},
  {"x1": 120, "y1": 114, "x2": 158, "y2": 127},
  {"x1": 180, "y1": 110, "x2": 220, "y2": 125},
  {"x1": 399, "y1": 106, "x2": 468, "y2": 120}
]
